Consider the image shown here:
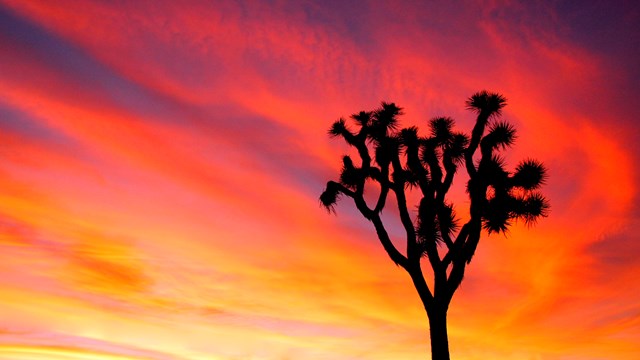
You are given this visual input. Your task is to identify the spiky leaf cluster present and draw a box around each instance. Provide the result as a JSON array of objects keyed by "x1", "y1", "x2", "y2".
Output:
[
  {"x1": 511, "y1": 159, "x2": 547, "y2": 190},
  {"x1": 475, "y1": 128, "x2": 549, "y2": 233},
  {"x1": 417, "y1": 201, "x2": 460, "y2": 252},
  {"x1": 466, "y1": 91, "x2": 508, "y2": 119},
  {"x1": 339, "y1": 156, "x2": 362, "y2": 189},
  {"x1": 481, "y1": 121, "x2": 516, "y2": 152},
  {"x1": 367, "y1": 102, "x2": 403, "y2": 143},
  {"x1": 328, "y1": 118, "x2": 354, "y2": 142},
  {"x1": 416, "y1": 198, "x2": 438, "y2": 242},
  {"x1": 320, "y1": 181, "x2": 341, "y2": 212},
  {"x1": 430, "y1": 117, "x2": 455, "y2": 144},
  {"x1": 444, "y1": 132, "x2": 469, "y2": 165},
  {"x1": 351, "y1": 111, "x2": 372, "y2": 127},
  {"x1": 512, "y1": 192, "x2": 550, "y2": 224}
]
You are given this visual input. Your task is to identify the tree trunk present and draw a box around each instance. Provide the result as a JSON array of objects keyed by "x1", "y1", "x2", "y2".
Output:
[{"x1": 428, "y1": 307, "x2": 450, "y2": 360}]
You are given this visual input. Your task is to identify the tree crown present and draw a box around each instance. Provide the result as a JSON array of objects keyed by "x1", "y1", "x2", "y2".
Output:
[{"x1": 321, "y1": 91, "x2": 549, "y2": 263}]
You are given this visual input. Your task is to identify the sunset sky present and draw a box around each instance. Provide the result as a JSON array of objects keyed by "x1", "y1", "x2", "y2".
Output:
[{"x1": 1, "y1": 1, "x2": 639, "y2": 359}]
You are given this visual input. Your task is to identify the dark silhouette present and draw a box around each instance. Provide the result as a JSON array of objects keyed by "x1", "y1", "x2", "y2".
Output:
[{"x1": 320, "y1": 91, "x2": 549, "y2": 360}]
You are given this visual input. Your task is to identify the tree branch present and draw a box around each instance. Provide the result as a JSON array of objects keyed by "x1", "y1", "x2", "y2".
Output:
[
  {"x1": 370, "y1": 166, "x2": 391, "y2": 214},
  {"x1": 354, "y1": 131, "x2": 371, "y2": 170},
  {"x1": 423, "y1": 145, "x2": 442, "y2": 195},
  {"x1": 464, "y1": 114, "x2": 488, "y2": 177},
  {"x1": 462, "y1": 219, "x2": 482, "y2": 264},
  {"x1": 389, "y1": 153, "x2": 421, "y2": 263},
  {"x1": 437, "y1": 152, "x2": 456, "y2": 204},
  {"x1": 407, "y1": 263, "x2": 434, "y2": 310},
  {"x1": 405, "y1": 141, "x2": 430, "y2": 196},
  {"x1": 373, "y1": 183, "x2": 390, "y2": 214},
  {"x1": 336, "y1": 177, "x2": 406, "y2": 268},
  {"x1": 435, "y1": 153, "x2": 456, "y2": 251},
  {"x1": 439, "y1": 226, "x2": 454, "y2": 249},
  {"x1": 371, "y1": 214, "x2": 408, "y2": 269},
  {"x1": 332, "y1": 181, "x2": 356, "y2": 198},
  {"x1": 443, "y1": 221, "x2": 475, "y2": 305}
]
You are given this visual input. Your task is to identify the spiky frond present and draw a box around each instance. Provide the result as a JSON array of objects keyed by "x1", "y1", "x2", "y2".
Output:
[
  {"x1": 420, "y1": 138, "x2": 440, "y2": 163},
  {"x1": 429, "y1": 117, "x2": 455, "y2": 144},
  {"x1": 482, "y1": 193, "x2": 512, "y2": 234},
  {"x1": 399, "y1": 126, "x2": 420, "y2": 148},
  {"x1": 481, "y1": 121, "x2": 516, "y2": 151},
  {"x1": 438, "y1": 202, "x2": 460, "y2": 236},
  {"x1": 466, "y1": 91, "x2": 507, "y2": 118},
  {"x1": 417, "y1": 199, "x2": 439, "y2": 243},
  {"x1": 511, "y1": 159, "x2": 547, "y2": 190},
  {"x1": 512, "y1": 192, "x2": 550, "y2": 225},
  {"x1": 374, "y1": 136, "x2": 400, "y2": 167},
  {"x1": 328, "y1": 118, "x2": 347, "y2": 137},
  {"x1": 351, "y1": 111, "x2": 372, "y2": 128},
  {"x1": 444, "y1": 132, "x2": 469, "y2": 164},
  {"x1": 376, "y1": 102, "x2": 403, "y2": 126},
  {"x1": 405, "y1": 170, "x2": 421, "y2": 188},
  {"x1": 339, "y1": 156, "x2": 362, "y2": 189},
  {"x1": 368, "y1": 102, "x2": 403, "y2": 141},
  {"x1": 328, "y1": 118, "x2": 356, "y2": 145},
  {"x1": 320, "y1": 181, "x2": 342, "y2": 213},
  {"x1": 480, "y1": 154, "x2": 509, "y2": 188},
  {"x1": 392, "y1": 167, "x2": 420, "y2": 188},
  {"x1": 482, "y1": 211, "x2": 511, "y2": 234}
]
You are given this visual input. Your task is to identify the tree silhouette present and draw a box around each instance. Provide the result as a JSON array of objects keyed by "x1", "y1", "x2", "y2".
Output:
[{"x1": 320, "y1": 91, "x2": 549, "y2": 360}]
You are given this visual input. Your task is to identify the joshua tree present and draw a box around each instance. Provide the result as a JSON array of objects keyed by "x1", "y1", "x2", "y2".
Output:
[{"x1": 320, "y1": 91, "x2": 549, "y2": 360}]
